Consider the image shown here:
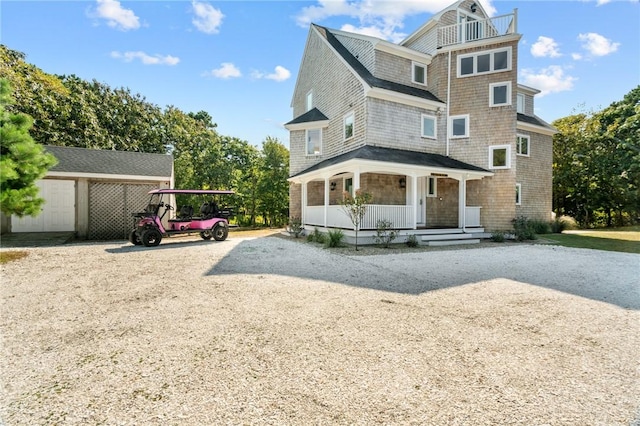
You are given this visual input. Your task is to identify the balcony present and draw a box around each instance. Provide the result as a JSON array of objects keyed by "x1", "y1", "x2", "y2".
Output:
[{"x1": 438, "y1": 10, "x2": 517, "y2": 48}]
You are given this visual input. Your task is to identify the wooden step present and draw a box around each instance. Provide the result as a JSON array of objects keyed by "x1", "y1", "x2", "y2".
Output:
[
  {"x1": 426, "y1": 239, "x2": 480, "y2": 246},
  {"x1": 421, "y1": 233, "x2": 477, "y2": 241}
]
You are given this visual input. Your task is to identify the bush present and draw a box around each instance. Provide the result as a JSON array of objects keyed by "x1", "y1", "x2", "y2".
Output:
[
  {"x1": 490, "y1": 231, "x2": 506, "y2": 242},
  {"x1": 307, "y1": 227, "x2": 326, "y2": 244},
  {"x1": 287, "y1": 217, "x2": 304, "y2": 238},
  {"x1": 551, "y1": 215, "x2": 578, "y2": 233},
  {"x1": 405, "y1": 234, "x2": 419, "y2": 248},
  {"x1": 373, "y1": 219, "x2": 398, "y2": 248},
  {"x1": 325, "y1": 229, "x2": 344, "y2": 248},
  {"x1": 529, "y1": 219, "x2": 552, "y2": 235},
  {"x1": 512, "y1": 216, "x2": 537, "y2": 241}
]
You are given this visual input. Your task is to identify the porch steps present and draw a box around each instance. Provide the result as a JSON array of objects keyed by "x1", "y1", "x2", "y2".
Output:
[{"x1": 420, "y1": 230, "x2": 481, "y2": 246}]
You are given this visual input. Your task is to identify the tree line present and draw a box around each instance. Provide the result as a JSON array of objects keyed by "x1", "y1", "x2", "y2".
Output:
[
  {"x1": 552, "y1": 86, "x2": 639, "y2": 228},
  {"x1": 0, "y1": 45, "x2": 289, "y2": 227}
]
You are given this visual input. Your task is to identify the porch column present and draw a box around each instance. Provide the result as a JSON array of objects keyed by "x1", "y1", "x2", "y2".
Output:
[
  {"x1": 323, "y1": 177, "x2": 330, "y2": 227},
  {"x1": 353, "y1": 168, "x2": 361, "y2": 192},
  {"x1": 458, "y1": 175, "x2": 467, "y2": 229},
  {"x1": 411, "y1": 175, "x2": 418, "y2": 230},
  {"x1": 301, "y1": 181, "x2": 307, "y2": 226}
]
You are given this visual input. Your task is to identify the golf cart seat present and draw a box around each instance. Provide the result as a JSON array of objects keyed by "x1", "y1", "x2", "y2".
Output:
[
  {"x1": 199, "y1": 201, "x2": 219, "y2": 219},
  {"x1": 178, "y1": 205, "x2": 193, "y2": 219}
]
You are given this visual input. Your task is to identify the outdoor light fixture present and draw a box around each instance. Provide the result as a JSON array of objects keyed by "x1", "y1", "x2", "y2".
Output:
[
  {"x1": 470, "y1": 2, "x2": 477, "y2": 12},
  {"x1": 399, "y1": 177, "x2": 406, "y2": 189},
  {"x1": 330, "y1": 182, "x2": 337, "y2": 191}
]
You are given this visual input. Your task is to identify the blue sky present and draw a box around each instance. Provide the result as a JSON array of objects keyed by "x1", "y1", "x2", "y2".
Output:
[{"x1": 2, "y1": 0, "x2": 638, "y2": 148}]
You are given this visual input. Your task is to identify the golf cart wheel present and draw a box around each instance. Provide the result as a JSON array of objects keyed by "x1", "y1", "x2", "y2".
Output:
[
  {"x1": 129, "y1": 230, "x2": 142, "y2": 245},
  {"x1": 200, "y1": 230, "x2": 213, "y2": 240},
  {"x1": 141, "y1": 228, "x2": 162, "y2": 247},
  {"x1": 213, "y1": 223, "x2": 228, "y2": 241}
]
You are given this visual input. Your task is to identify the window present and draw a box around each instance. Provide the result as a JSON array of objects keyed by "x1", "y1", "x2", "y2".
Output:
[
  {"x1": 344, "y1": 112, "x2": 354, "y2": 140},
  {"x1": 412, "y1": 62, "x2": 427, "y2": 85},
  {"x1": 449, "y1": 114, "x2": 469, "y2": 138},
  {"x1": 427, "y1": 176, "x2": 437, "y2": 197},
  {"x1": 306, "y1": 91, "x2": 313, "y2": 111},
  {"x1": 458, "y1": 47, "x2": 512, "y2": 77},
  {"x1": 306, "y1": 128, "x2": 321, "y2": 155},
  {"x1": 489, "y1": 145, "x2": 511, "y2": 169},
  {"x1": 515, "y1": 183, "x2": 522, "y2": 205},
  {"x1": 517, "y1": 93, "x2": 525, "y2": 113},
  {"x1": 490, "y1": 82, "x2": 511, "y2": 107},
  {"x1": 516, "y1": 134, "x2": 530, "y2": 156},
  {"x1": 344, "y1": 177, "x2": 353, "y2": 196},
  {"x1": 421, "y1": 114, "x2": 436, "y2": 139}
]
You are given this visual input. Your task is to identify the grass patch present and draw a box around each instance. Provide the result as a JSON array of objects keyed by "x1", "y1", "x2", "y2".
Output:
[
  {"x1": 0, "y1": 250, "x2": 29, "y2": 264},
  {"x1": 543, "y1": 226, "x2": 640, "y2": 254}
]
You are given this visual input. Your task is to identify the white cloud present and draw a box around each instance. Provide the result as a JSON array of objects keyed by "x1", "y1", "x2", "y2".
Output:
[
  {"x1": 94, "y1": 0, "x2": 140, "y2": 31},
  {"x1": 192, "y1": 1, "x2": 224, "y2": 34},
  {"x1": 571, "y1": 52, "x2": 583, "y2": 60},
  {"x1": 206, "y1": 63, "x2": 241, "y2": 79},
  {"x1": 531, "y1": 36, "x2": 561, "y2": 58},
  {"x1": 294, "y1": 0, "x2": 497, "y2": 42},
  {"x1": 266, "y1": 66, "x2": 292, "y2": 82},
  {"x1": 578, "y1": 32, "x2": 620, "y2": 56},
  {"x1": 111, "y1": 51, "x2": 179, "y2": 65},
  {"x1": 520, "y1": 66, "x2": 577, "y2": 97},
  {"x1": 596, "y1": 0, "x2": 612, "y2": 5}
]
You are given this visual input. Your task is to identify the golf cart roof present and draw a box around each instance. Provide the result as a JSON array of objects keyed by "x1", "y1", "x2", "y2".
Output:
[{"x1": 149, "y1": 189, "x2": 235, "y2": 195}]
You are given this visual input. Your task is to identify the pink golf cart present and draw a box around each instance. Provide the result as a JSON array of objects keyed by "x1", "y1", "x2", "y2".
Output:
[{"x1": 129, "y1": 189, "x2": 234, "y2": 247}]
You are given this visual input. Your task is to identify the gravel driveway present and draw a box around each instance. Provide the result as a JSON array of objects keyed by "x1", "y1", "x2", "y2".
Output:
[{"x1": 1, "y1": 233, "x2": 639, "y2": 425}]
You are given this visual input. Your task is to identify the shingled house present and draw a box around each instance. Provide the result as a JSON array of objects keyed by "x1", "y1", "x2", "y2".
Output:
[
  {"x1": 286, "y1": 0, "x2": 556, "y2": 244},
  {"x1": 1, "y1": 146, "x2": 173, "y2": 240}
]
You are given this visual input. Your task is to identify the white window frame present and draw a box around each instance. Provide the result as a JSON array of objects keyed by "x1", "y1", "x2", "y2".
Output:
[
  {"x1": 457, "y1": 47, "x2": 512, "y2": 78},
  {"x1": 412, "y1": 61, "x2": 427, "y2": 85},
  {"x1": 449, "y1": 114, "x2": 469, "y2": 139},
  {"x1": 306, "y1": 90, "x2": 313, "y2": 111},
  {"x1": 516, "y1": 133, "x2": 530, "y2": 157},
  {"x1": 516, "y1": 93, "x2": 525, "y2": 114},
  {"x1": 490, "y1": 81, "x2": 512, "y2": 107},
  {"x1": 343, "y1": 111, "x2": 354, "y2": 141},
  {"x1": 305, "y1": 128, "x2": 322, "y2": 156},
  {"x1": 516, "y1": 183, "x2": 522, "y2": 205},
  {"x1": 344, "y1": 175, "x2": 354, "y2": 196},
  {"x1": 489, "y1": 144, "x2": 511, "y2": 170},
  {"x1": 421, "y1": 114, "x2": 437, "y2": 139},
  {"x1": 427, "y1": 176, "x2": 438, "y2": 197}
]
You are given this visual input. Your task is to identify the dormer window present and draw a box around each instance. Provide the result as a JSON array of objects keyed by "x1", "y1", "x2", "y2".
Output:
[{"x1": 412, "y1": 62, "x2": 427, "y2": 85}]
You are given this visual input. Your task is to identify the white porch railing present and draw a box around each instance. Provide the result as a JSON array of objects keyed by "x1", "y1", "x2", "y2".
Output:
[
  {"x1": 465, "y1": 206, "x2": 482, "y2": 228},
  {"x1": 438, "y1": 12, "x2": 517, "y2": 48},
  {"x1": 305, "y1": 205, "x2": 414, "y2": 229}
]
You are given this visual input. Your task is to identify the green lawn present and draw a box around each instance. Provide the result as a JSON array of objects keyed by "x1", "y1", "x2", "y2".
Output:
[{"x1": 543, "y1": 226, "x2": 640, "y2": 254}]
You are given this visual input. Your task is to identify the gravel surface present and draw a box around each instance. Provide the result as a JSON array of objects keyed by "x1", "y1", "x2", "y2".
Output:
[{"x1": 1, "y1": 232, "x2": 639, "y2": 425}]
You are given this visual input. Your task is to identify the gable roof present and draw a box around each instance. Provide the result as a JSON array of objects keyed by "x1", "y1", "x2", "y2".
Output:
[
  {"x1": 285, "y1": 107, "x2": 329, "y2": 126},
  {"x1": 44, "y1": 145, "x2": 173, "y2": 178},
  {"x1": 290, "y1": 145, "x2": 490, "y2": 178},
  {"x1": 315, "y1": 25, "x2": 443, "y2": 104}
]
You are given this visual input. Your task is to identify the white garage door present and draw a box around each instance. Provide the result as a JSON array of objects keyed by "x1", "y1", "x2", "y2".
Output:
[{"x1": 12, "y1": 180, "x2": 76, "y2": 232}]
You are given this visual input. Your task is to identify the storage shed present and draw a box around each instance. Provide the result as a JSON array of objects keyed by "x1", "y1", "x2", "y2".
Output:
[{"x1": 2, "y1": 146, "x2": 174, "y2": 240}]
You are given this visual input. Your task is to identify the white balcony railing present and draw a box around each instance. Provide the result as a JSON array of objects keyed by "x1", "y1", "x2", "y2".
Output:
[{"x1": 438, "y1": 11, "x2": 517, "y2": 48}]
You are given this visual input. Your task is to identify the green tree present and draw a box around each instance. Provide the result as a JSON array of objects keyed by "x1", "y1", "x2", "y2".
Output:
[
  {"x1": 256, "y1": 137, "x2": 289, "y2": 226},
  {"x1": 0, "y1": 79, "x2": 57, "y2": 216},
  {"x1": 340, "y1": 189, "x2": 372, "y2": 251}
]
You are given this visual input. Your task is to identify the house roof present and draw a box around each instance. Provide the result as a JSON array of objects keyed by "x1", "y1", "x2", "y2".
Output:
[
  {"x1": 290, "y1": 145, "x2": 490, "y2": 178},
  {"x1": 315, "y1": 25, "x2": 443, "y2": 104},
  {"x1": 517, "y1": 113, "x2": 555, "y2": 131},
  {"x1": 285, "y1": 107, "x2": 329, "y2": 126},
  {"x1": 44, "y1": 145, "x2": 173, "y2": 178}
]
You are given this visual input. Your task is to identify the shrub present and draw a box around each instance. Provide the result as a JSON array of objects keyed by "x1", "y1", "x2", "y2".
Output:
[
  {"x1": 307, "y1": 227, "x2": 326, "y2": 244},
  {"x1": 551, "y1": 215, "x2": 578, "y2": 233},
  {"x1": 529, "y1": 219, "x2": 552, "y2": 235},
  {"x1": 373, "y1": 219, "x2": 398, "y2": 248},
  {"x1": 512, "y1": 216, "x2": 537, "y2": 241},
  {"x1": 405, "y1": 234, "x2": 419, "y2": 248},
  {"x1": 287, "y1": 217, "x2": 304, "y2": 238},
  {"x1": 490, "y1": 231, "x2": 506, "y2": 242},
  {"x1": 325, "y1": 229, "x2": 344, "y2": 248}
]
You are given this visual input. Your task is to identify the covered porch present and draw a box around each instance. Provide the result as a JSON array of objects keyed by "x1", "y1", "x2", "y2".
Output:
[{"x1": 289, "y1": 146, "x2": 493, "y2": 233}]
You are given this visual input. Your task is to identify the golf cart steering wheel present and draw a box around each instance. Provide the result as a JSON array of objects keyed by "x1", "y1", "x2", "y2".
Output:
[{"x1": 164, "y1": 203, "x2": 174, "y2": 211}]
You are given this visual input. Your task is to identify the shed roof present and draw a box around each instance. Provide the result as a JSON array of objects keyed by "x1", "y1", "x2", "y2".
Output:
[{"x1": 44, "y1": 145, "x2": 173, "y2": 178}]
